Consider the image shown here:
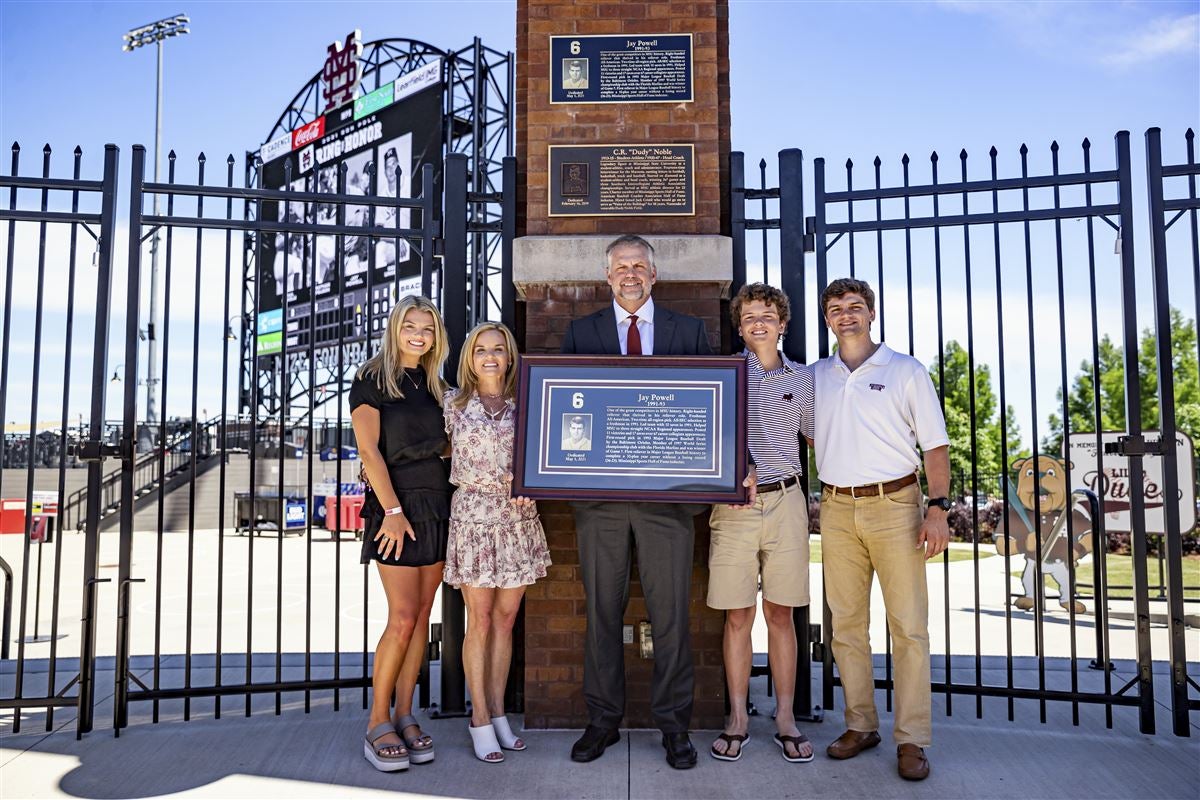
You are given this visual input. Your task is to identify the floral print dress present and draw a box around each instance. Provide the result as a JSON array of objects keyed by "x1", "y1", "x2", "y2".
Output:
[{"x1": 443, "y1": 389, "x2": 550, "y2": 588}]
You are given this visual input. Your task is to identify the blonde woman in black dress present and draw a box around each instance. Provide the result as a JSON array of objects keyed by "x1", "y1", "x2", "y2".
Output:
[{"x1": 351, "y1": 295, "x2": 452, "y2": 772}]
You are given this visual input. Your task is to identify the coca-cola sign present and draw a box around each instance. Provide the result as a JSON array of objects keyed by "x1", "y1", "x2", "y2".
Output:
[
  {"x1": 1067, "y1": 430, "x2": 1196, "y2": 534},
  {"x1": 291, "y1": 117, "x2": 325, "y2": 150}
]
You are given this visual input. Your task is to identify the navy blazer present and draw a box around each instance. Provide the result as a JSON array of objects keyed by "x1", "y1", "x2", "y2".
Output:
[{"x1": 561, "y1": 302, "x2": 712, "y2": 356}]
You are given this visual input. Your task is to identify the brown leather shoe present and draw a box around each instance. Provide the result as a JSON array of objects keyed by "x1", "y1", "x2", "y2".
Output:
[
  {"x1": 897, "y1": 743, "x2": 930, "y2": 780},
  {"x1": 826, "y1": 729, "x2": 881, "y2": 760}
]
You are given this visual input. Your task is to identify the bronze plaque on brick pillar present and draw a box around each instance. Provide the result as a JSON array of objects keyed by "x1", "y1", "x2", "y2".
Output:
[
  {"x1": 549, "y1": 34, "x2": 694, "y2": 104},
  {"x1": 549, "y1": 144, "x2": 695, "y2": 217}
]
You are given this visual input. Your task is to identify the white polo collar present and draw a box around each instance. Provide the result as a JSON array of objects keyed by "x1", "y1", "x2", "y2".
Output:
[{"x1": 831, "y1": 341, "x2": 894, "y2": 373}]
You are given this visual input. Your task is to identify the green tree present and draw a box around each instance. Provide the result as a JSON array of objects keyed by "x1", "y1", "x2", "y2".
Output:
[
  {"x1": 1045, "y1": 308, "x2": 1200, "y2": 449},
  {"x1": 928, "y1": 340, "x2": 1014, "y2": 495}
]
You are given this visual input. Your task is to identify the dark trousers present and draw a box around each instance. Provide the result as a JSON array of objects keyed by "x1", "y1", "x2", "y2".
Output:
[{"x1": 573, "y1": 501, "x2": 697, "y2": 733}]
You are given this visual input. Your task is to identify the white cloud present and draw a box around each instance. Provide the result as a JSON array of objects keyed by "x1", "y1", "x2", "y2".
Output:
[
  {"x1": 935, "y1": 1, "x2": 1199, "y2": 70},
  {"x1": 1103, "y1": 13, "x2": 1200, "y2": 67}
]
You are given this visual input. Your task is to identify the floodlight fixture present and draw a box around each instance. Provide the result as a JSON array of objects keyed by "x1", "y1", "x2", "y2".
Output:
[
  {"x1": 121, "y1": 12, "x2": 190, "y2": 427},
  {"x1": 122, "y1": 14, "x2": 190, "y2": 51}
]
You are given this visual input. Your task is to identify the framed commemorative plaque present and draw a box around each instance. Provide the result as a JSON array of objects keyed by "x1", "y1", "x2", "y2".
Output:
[
  {"x1": 548, "y1": 144, "x2": 695, "y2": 217},
  {"x1": 549, "y1": 34, "x2": 694, "y2": 104},
  {"x1": 512, "y1": 355, "x2": 747, "y2": 504}
]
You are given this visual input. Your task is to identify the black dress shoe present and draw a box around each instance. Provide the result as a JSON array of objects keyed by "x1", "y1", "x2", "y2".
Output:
[
  {"x1": 661, "y1": 732, "x2": 697, "y2": 769},
  {"x1": 571, "y1": 725, "x2": 620, "y2": 762}
]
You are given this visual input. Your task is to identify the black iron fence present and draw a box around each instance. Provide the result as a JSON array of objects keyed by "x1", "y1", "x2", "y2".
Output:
[
  {"x1": 731, "y1": 128, "x2": 1198, "y2": 738},
  {"x1": 1, "y1": 142, "x2": 514, "y2": 737},
  {"x1": 1144, "y1": 127, "x2": 1200, "y2": 736},
  {"x1": 0, "y1": 143, "x2": 121, "y2": 734},
  {"x1": 3, "y1": 127, "x2": 1195, "y2": 740}
]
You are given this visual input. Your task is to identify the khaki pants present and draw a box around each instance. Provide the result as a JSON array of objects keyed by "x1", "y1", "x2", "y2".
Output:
[{"x1": 820, "y1": 481, "x2": 931, "y2": 747}]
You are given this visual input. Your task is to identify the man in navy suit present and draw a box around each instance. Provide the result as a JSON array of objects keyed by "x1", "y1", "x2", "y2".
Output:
[{"x1": 562, "y1": 234, "x2": 711, "y2": 770}]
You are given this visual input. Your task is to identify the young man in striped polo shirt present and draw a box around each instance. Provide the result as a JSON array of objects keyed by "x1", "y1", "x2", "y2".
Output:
[{"x1": 708, "y1": 283, "x2": 815, "y2": 764}]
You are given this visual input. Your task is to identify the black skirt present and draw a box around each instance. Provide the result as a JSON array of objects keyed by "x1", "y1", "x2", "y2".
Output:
[{"x1": 360, "y1": 457, "x2": 452, "y2": 567}]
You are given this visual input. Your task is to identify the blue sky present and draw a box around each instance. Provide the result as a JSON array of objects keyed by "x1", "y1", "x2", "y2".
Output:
[{"x1": 1, "y1": 1, "x2": 1197, "y2": 449}]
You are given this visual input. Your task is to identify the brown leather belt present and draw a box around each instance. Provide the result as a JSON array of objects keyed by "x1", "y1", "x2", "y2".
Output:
[
  {"x1": 758, "y1": 475, "x2": 801, "y2": 494},
  {"x1": 822, "y1": 473, "x2": 918, "y2": 498}
]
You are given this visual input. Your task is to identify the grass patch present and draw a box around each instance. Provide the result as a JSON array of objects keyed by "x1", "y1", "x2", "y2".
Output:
[
  {"x1": 810, "y1": 540, "x2": 993, "y2": 564},
  {"x1": 1011, "y1": 554, "x2": 1200, "y2": 600}
]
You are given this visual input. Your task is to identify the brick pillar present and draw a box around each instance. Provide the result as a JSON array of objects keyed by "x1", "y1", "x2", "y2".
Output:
[{"x1": 515, "y1": 0, "x2": 732, "y2": 731}]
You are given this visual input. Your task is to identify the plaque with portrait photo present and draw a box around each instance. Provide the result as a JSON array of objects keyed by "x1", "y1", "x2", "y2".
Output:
[
  {"x1": 512, "y1": 355, "x2": 748, "y2": 503},
  {"x1": 550, "y1": 34, "x2": 694, "y2": 104}
]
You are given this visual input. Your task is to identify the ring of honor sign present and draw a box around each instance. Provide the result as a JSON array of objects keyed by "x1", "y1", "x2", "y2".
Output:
[
  {"x1": 513, "y1": 356, "x2": 748, "y2": 504},
  {"x1": 255, "y1": 31, "x2": 444, "y2": 357}
]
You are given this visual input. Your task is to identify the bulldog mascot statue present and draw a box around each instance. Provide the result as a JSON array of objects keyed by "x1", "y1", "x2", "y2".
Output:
[{"x1": 994, "y1": 454, "x2": 1093, "y2": 614}]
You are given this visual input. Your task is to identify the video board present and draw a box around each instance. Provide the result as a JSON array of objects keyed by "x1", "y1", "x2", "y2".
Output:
[{"x1": 255, "y1": 60, "x2": 443, "y2": 357}]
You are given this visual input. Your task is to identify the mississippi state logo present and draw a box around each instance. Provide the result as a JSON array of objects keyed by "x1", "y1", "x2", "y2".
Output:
[
  {"x1": 323, "y1": 30, "x2": 363, "y2": 110},
  {"x1": 869, "y1": 383, "x2": 885, "y2": 392}
]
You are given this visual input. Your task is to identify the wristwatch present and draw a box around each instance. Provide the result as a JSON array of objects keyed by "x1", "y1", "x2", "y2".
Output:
[{"x1": 926, "y1": 497, "x2": 951, "y2": 512}]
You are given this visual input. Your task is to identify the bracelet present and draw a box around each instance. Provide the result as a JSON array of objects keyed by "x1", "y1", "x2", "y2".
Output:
[{"x1": 384, "y1": 505, "x2": 404, "y2": 517}]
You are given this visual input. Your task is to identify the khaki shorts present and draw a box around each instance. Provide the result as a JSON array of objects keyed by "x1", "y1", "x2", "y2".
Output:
[{"x1": 706, "y1": 482, "x2": 810, "y2": 609}]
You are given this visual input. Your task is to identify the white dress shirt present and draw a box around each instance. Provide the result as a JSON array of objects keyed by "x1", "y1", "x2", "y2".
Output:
[{"x1": 613, "y1": 296, "x2": 655, "y2": 355}]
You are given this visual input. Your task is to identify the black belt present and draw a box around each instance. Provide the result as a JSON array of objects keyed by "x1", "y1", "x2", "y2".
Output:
[
  {"x1": 822, "y1": 473, "x2": 918, "y2": 498},
  {"x1": 758, "y1": 474, "x2": 802, "y2": 494}
]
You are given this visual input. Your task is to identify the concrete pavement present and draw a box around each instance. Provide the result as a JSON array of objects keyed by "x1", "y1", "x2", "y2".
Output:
[
  {"x1": 2, "y1": 530, "x2": 1198, "y2": 798},
  {"x1": 2, "y1": 656, "x2": 1197, "y2": 799}
]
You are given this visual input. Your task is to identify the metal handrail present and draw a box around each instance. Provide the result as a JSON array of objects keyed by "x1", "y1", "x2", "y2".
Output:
[
  {"x1": 1077, "y1": 489, "x2": 1112, "y2": 672},
  {"x1": 62, "y1": 416, "x2": 225, "y2": 531},
  {"x1": 0, "y1": 555, "x2": 12, "y2": 660}
]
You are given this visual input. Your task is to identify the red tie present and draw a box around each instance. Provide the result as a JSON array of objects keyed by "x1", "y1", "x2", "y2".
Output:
[{"x1": 627, "y1": 315, "x2": 642, "y2": 355}]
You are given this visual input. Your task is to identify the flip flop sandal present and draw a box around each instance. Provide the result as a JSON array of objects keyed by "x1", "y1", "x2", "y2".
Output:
[
  {"x1": 774, "y1": 732, "x2": 815, "y2": 763},
  {"x1": 363, "y1": 722, "x2": 410, "y2": 772},
  {"x1": 395, "y1": 713, "x2": 436, "y2": 764},
  {"x1": 710, "y1": 732, "x2": 749, "y2": 762},
  {"x1": 469, "y1": 722, "x2": 505, "y2": 764},
  {"x1": 491, "y1": 715, "x2": 527, "y2": 751}
]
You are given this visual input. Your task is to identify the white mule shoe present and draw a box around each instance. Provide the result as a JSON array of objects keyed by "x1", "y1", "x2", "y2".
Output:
[
  {"x1": 469, "y1": 722, "x2": 505, "y2": 763},
  {"x1": 491, "y1": 715, "x2": 527, "y2": 751}
]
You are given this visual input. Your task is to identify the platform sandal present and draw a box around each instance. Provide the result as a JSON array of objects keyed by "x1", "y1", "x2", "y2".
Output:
[
  {"x1": 363, "y1": 722, "x2": 409, "y2": 772},
  {"x1": 395, "y1": 713, "x2": 436, "y2": 764}
]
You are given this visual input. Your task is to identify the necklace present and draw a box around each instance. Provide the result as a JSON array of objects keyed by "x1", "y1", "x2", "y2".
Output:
[
  {"x1": 478, "y1": 393, "x2": 509, "y2": 420},
  {"x1": 403, "y1": 368, "x2": 423, "y2": 391}
]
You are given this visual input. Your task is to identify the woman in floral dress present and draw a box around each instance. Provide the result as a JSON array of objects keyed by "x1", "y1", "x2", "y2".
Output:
[{"x1": 443, "y1": 322, "x2": 550, "y2": 764}]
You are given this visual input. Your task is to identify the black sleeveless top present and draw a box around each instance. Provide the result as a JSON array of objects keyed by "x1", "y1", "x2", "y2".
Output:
[{"x1": 350, "y1": 366, "x2": 452, "y2": 566}]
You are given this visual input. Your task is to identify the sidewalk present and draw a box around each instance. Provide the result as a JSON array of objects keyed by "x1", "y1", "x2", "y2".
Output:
[{"x1": 2, "y1": 657, "x2": 1197, "y2": 799}]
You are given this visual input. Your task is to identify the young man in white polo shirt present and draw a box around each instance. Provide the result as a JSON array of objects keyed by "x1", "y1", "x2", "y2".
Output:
[
  {"x1": 708, "y1": 283, "x2": 815, "y2": 764},
  {"x1": 813, "y1": 278, "x2": 950, "y2": 781}
]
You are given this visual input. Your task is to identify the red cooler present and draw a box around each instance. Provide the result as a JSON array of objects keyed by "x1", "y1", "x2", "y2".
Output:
[{"x1": 325, "y1": 494, "x2": 365, "y2": 534}]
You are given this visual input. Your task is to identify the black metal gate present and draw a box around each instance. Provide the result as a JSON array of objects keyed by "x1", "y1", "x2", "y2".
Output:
[
  {"x1": 4, "y1": 128, "x2": 1195, "y2": 739},
  {"x1": 1144, "y1": 127, "x2": 1200, "y2": 736},
  {"x1": 0, "y1": 144, "x2": 121, "y2": 735},
  {"x1": 731, "y1": 128, "x2": 1199, "y2": 737},
  {"x1": 1, "y1": 142, "x2": 514, "y2": 737}
]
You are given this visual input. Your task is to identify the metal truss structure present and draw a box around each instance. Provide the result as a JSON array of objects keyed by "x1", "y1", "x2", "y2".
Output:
[{"x1": 240, "y1": 37, "x2": 513, "y2": 419}]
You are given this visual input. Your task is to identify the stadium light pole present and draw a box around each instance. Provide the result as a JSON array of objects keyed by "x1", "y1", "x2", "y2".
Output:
[{"x1": 123, "y1": 13, "x2": 190, "y2": 429}]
